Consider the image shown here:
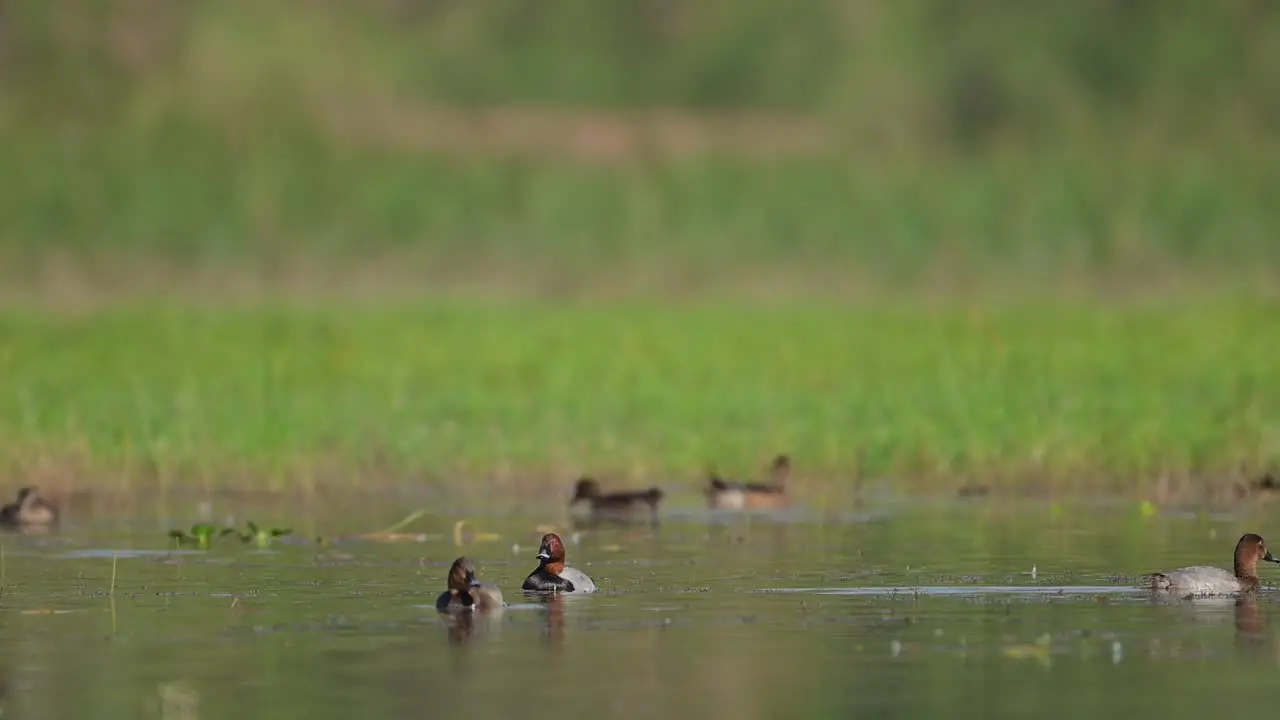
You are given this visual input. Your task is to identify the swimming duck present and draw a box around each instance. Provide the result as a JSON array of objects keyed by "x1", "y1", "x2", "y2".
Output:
[
  {"x1": 1144, "y1": 533, "x2": 1280, "y2": 597},
  {"x1": 1234, "y1": 472, "x2": 1280, "y2": 502},
  {"x1": 705, "y1": 454, "x2": 790, "y2": 510},
  {"x1": 436, "y1": 556, "x2": 505, "y2": 612},
  {"x1": 568, "y1": 477, "x2": 663, "y2": 528},
  {"x1": 522, "y1": 532, "x2": 597, "y2": 594},
  {"x1": 0, "y1": 487, "x2": 59, "y2": 527}
]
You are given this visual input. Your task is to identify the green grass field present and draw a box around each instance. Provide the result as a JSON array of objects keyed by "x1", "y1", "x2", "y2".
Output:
[
  {"x1": 4, "y1": 2, "x2": 1279, "y2": 500},
  {"x1": 3, "y1": 298, "x2": 1276, "y2": 497}
]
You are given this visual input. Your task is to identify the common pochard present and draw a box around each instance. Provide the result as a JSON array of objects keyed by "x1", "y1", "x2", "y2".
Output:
[
  {"x1": 522, "y1": 532, "x2": 597, "y2": 594},
  {"x1": 1144, "y1": 533, "x2": 1280, "y2": 597}
]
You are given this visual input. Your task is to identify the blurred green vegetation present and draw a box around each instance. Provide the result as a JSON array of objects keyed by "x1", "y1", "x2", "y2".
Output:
[
  {"x1": 2, "y1": 300, "x2": 1276, "y2": 490},
  {"x1": 1, "y1": 0, "x2": 1278, "y2": 298}
]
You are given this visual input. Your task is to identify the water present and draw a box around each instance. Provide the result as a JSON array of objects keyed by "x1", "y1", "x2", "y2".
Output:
[{"x1": 2, "y1": 494, "x2": 1280, "y2": 718}]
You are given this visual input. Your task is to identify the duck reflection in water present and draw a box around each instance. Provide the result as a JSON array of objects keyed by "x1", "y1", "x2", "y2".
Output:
[
  {"x1": 441, "y1": 611, "x2": 477, "y2": 646},
  {"x1": 521, "y1": 593, "x2": 566, "y2": 649},
  {"x1": 1234, "y1": 595, "x2": 1271, "y2": 658}
]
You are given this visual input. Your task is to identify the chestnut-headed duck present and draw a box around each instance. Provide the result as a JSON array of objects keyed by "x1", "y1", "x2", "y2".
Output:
[
  {"x1": 1144, "y1": 533, "x2": 1280, "y2": 597},
  {"x1": 436, "y1": 556, "x2": 505, "y2": 612},
  {"x1": 705, "y1": 454, "x2": 790, "y2": 510},
  {"x1": 522, "y1": 532, "x2": 597, "y2": 594},
  {"x1": 568, "y1": 477, "x2": 663, "y2": 528},
  {"x1": 0, "y1": 487, "x2": 59, "y2": 527}
]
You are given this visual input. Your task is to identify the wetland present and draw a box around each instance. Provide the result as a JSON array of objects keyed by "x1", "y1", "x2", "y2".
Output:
[{"x1": 3, "y1": 493, "x2": 1279, "y2": 718}]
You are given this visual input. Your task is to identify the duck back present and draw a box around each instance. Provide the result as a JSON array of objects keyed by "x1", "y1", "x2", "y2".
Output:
[
  {"x1": 559, "y1": 566, "x2": 597, "y2": 593},
  {"x1": 472, "y1": 583, "x2": 505, "y2": 609},
  {"x1": 1147, "y1": 565, "x2": 1243, "y2": 596}
]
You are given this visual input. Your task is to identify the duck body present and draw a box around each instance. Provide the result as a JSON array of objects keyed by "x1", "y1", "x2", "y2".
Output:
[
  {"x1": 522, "y1": 567, "x2": 597, "y2": 593},
  {"x1": 436, "y1": 582, "x2": 505, "y2": 612},
  {"x1": 568, "y1": 477, "x2": 662, "y2": 528},
  {"x1": 553, "y1": 566, "x2": 598, "y2": 593},
  {"x1": 1145, "y1": 566, "x2": 1251, "y2": 596},
  {"x1": 705, "y1": 481, "x2": 786, "y2": 511}
]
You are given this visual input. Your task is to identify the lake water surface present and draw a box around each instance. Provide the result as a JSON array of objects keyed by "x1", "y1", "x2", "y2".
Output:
[{"x1": 2, "y1": 493, "x2": 1278, "y2": 718}]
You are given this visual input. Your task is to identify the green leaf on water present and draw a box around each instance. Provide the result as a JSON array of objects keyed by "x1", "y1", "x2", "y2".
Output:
[
  {"x1": 222, "y1": 521, "x2": 295, "y2": 547},
  {"x1": 189, "y1": 524, "x2": 216, "y2": 539},
  {"x1": 168, "y1": 521, "x2": 294, "y2": 549}
]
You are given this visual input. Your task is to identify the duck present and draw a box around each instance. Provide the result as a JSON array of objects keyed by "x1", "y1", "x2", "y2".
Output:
[
  {"x1": 522, "y1": 532, "x2": 597, "y2": 593},
  {"x1": 0, "y1": 487, "x2": 59, "y2": 527},
  {"x1": 1143, "y1": 533, "x2": 1280, "y2": 597},
  {"x1": 436, "y1": 556, "x2": 505, "y2": 612},
  {"x1": 705, "y1": 454, "x2": 790, "y2": 510},
  {"x1": 568, "y1": 477, "x2": 663, "y2": 528},
  {"x1": 1234, "y1": 472, "x2": 1280, "y2": 502}
]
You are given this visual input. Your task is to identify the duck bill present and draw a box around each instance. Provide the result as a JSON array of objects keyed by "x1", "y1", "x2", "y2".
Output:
[
  {"x1": 1265, "y1": 551, "x2": 1280, "y2": 564},
  {"x1": 468, "y1": 576, "x2": 482, "y2": 588},
  {"x1": 535, "y1": 548, "x2": 551, "y2": 561}
]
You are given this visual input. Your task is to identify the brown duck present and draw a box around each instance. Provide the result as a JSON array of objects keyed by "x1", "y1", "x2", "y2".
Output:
[
  {"x1": 568, "y1": 477, "x2": 663, "y2": 528},
  {"x1": 436, "y1": 556, "x2": 505, "y2": 612},
  {"x1": 705, "y1": 454, "x2": 790, "y2": 510},
  {"x1": 0, "y1": 487, "x2": 59, "y2": 527}
]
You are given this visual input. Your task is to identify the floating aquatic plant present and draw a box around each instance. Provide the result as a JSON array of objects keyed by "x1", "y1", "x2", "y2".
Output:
[
  {"x1": 168, "y1": 524, "x2": 235, "y2": 550},
  {"x1": 233, "y1": 521, "x2": 293, "y2": 548},
  {"x1": 167, "y1": 521, "x2": 291, "y2": 549}
]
